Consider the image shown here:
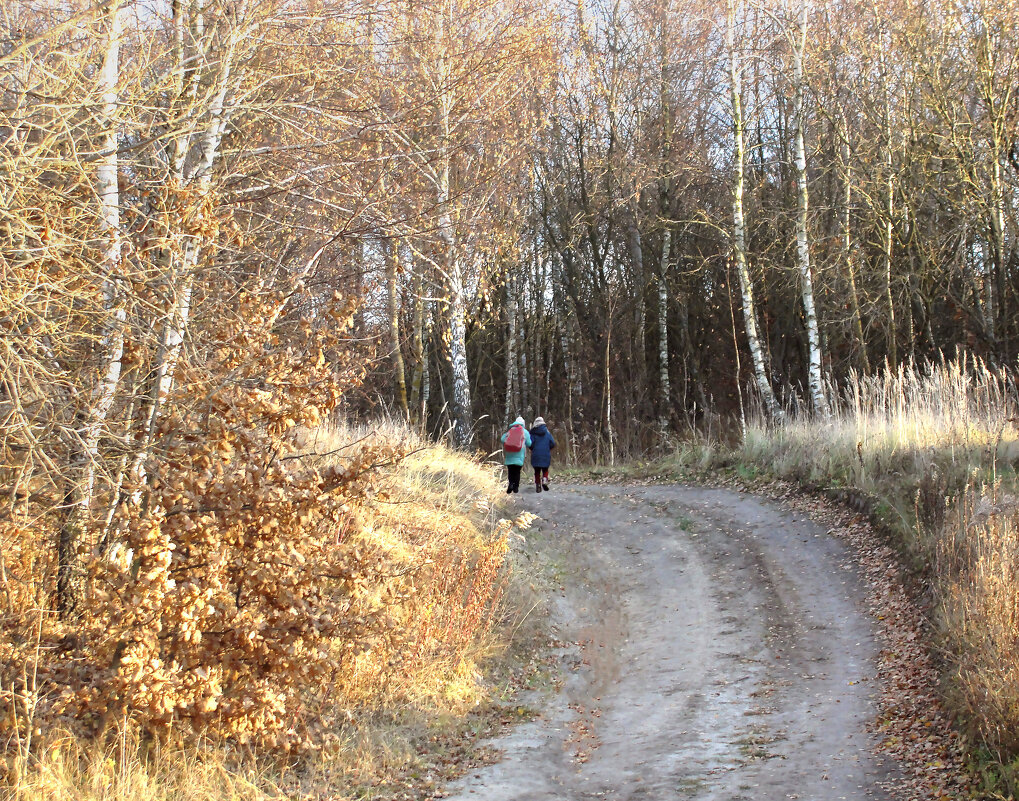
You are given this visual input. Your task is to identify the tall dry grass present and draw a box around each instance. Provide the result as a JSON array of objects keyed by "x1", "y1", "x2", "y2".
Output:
[
  {"x1": 302, "y1": 420, "x2": 525, "y2": 710},
  {"x1": 7, "y1": 733, "x2": 282, "y2": 801},
  {"x1": 741, "y1": 358, "x2": 1018, "y2": 500},
  {"x1": 938, "y1": 487, "x2": 1019, "y2": 778}
]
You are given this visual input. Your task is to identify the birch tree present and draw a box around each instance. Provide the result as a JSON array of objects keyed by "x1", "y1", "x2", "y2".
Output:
[
  {"x1": 727, "y1": 0, "x2": 781, "y2": 421},
  {"x1": 58, "y1": 0, "x2": 126, "y2": 613},
  {"x1": 788, "y1": 0, "x2": 827, "y2": 415}
]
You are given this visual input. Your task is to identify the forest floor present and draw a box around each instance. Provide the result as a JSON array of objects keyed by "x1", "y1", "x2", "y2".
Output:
[{"x1": 444, "y1": 483, "x2": 909, "y2": 801}]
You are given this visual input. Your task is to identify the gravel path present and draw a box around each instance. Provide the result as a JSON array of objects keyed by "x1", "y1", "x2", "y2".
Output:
[{"x1": 446, "y1": 484, "x2": 900, "y2": 800}]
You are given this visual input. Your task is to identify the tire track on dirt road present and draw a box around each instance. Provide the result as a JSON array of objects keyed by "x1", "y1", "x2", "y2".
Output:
[{"x1": 446, "y1": 484, "x2": 900, "y2": 800}]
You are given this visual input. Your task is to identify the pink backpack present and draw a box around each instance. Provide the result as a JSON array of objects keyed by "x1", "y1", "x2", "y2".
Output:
[{"x1": 504, "y1": 425, "x2": 525, "y2": 453}]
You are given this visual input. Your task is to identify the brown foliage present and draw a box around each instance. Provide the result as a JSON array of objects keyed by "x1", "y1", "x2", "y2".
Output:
[{"x1": 2, "y1": 291, "x2": 395, "y2": 752}]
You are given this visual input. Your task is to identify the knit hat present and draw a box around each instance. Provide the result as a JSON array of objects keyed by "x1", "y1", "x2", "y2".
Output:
[
  {"x1": 513, "y1": 416, "x2": 525, "y2": 426},
  {"x1": 532, "y1": 416, "x2": 545, "y2": 427}
]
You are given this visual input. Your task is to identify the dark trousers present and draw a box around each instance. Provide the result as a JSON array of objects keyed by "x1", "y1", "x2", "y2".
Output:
[
  {"x1": 533, "y1": 466, "x2": 549, "y2": 484},
  {"x1": 506, "y1": 464, "x2": 522, "y2": 492}
]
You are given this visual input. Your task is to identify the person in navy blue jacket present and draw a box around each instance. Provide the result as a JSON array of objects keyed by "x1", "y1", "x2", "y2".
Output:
[{"x1": 527, "y1": 416, "x2": 556, "y2": 493}]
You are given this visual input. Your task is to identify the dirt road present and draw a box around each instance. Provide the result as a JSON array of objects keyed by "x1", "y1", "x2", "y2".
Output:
[{"x1": 447, "y1": 484, "x2": 899, "y2": 800}]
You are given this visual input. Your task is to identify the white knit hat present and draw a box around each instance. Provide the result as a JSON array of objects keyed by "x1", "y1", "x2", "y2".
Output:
[
  {"x1": 513, "y1": 416, "x2": 525, "y2": 426},
  {"x1": 532, "y1": 416, "x2": 545, "y2": 427}
]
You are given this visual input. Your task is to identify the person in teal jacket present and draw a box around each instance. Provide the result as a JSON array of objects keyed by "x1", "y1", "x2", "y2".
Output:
[{"x1": 500, "y1": 416, "x2": 532, "y2": 494}]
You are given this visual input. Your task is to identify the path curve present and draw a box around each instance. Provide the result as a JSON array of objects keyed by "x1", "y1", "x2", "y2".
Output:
[{"x1": 448, "y1": 484, "x2": 900, "y2": 800}]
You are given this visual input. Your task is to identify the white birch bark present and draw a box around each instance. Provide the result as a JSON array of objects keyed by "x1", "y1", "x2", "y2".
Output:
[
  {"x1": 727, "y1": 0, "x2": 781, "y2": 422},
  {"x1": 791, "y1": 0, "x2": 827, "y2": 416},
  {"x1": 433, "y1": 7, "x2": 473, "y2": 448},
  {"x1": 448, "y1": 263, "x2": 472, "y2": 447},
  {"x1": 505, "y1": 273, "x2": 519, "y2": 423},
  {"x1": 657, "y1": 14, "x2": 672, "y2": 436},
  {"x1": 83, "y1": 0, "x2": 126, "y2": 488},
  {"x1": 134, "y1": 2, "x2": 246, "y2": 491},
  {"x1": 385, "y1": 238, "x2": 410, "y2": 420},
  {"x1": 658, "y1": 229, "x2": 671, "y2": 433},
  {"x1": 839, "y1": 120, "x2": 869, "y2": 374},
  {"x1": 874, "y1": 17, "x2": 897, "y2": 365},
  {"x1": 438, "y1": 132, "x2": 472, "y2": 447},
  {"x1": 59, "y1": 0, "x2": 125, "y2": 612}
]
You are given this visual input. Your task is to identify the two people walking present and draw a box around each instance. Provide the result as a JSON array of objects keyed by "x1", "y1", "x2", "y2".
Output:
[{"x1": 501, "y1": 416, "x2": 556, "y2": 494}]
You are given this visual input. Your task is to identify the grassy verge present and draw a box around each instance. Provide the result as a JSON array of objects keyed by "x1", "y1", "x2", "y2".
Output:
[{"x1": 5, "y1": 422, "x2": 544, "y2": 801}]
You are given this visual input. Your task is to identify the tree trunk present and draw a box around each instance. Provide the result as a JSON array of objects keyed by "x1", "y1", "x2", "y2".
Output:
[
  {"x1": 505, "y1": 272, "x2": 519, "y2": 422},
  {"x1": 791, "y1": 0, "x2": 827, "y2": 416},
  {"x1": 131, "y1": 2, "x2": 243, "y2": 496},
  {"x1": 435, "y1": 8, "x2": 472, "y2": 448},
  {"x1": 727, "y1": 0, "x2": 781, "y2": 422},
  {"x1": 421, "y1": 301, "x2": 433, "y2": 431},
  {"x1": 658, "y1": 228, "x2": 671, "y2": 433},
  {"x1": 447, "y1": 261, "x2": 472, "y2": 448},
  {"x1": 840, "y1": 125, "x2": 870, "y2": 375},
  {"x1": 988, "y1": 155, "x2": 1005, "y2": 346},
  {"x1": 385, "y1": 238, "x2": 410, "y2": 420},
  {"x1": 410, "y1": 261, "x2": 426, "y2": 424},
  {"x1": 603, "y1": 322, "x2": 615, "y2": 466},
  {"x1": 58, "y1": 0, "x2": 125, "y2": 615},
  {"x1": 877, "y1": 19, "x2": 897, "y2": 366}
]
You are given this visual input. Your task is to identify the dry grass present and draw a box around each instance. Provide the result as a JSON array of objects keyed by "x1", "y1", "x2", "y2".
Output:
[
  {"x1": 307, "y1": 420, "x2": 515, "y2": 710},
  {"x1": 5, "y1": 420, "x2": 528, "y2": 801},
  {"x1": 742, "y1": 359, "x2": 1018, "y2": 495},
  {"x1": 938, "y1": 489, "x2": 1019, "y2": 767},
  {"x1": 734, "y1": 360, "x2": 1019, "y2": 556},
  {"x1": 6, "y1": 733, "x2": 282, "y2": 801}
]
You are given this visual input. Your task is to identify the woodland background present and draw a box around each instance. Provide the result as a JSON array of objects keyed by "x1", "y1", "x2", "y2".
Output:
[{"x1": 2, "y1": 0, "x2": 1019, "y2": 796}]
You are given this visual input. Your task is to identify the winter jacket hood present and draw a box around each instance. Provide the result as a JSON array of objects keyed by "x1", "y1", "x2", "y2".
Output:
[{"x1": 527, "y1": 424, "x2": 556, "y2": 469}]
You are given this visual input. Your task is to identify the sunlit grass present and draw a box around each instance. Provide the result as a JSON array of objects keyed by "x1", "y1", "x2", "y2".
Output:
[
  {"x1": 738, "y1": 359, "x2": 1019, "y2": 515},
  {"x1": 8, "y1": 733, "x2": 281, "y2": 801}
]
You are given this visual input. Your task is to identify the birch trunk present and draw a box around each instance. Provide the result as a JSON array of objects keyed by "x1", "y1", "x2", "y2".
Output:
[
  {"x1": 434, "y1": 6, "x2": 472, "y2": 448},
  {"x1": 385, "y1": 238, "x2": 410, "y2": 420},
  {"x1": 791, "y1": 0, "x2": 827, "y2": 416},
  {"x1": 438, "y1": 155, "x2": 472, "y2": 447},
  {"x1": 877, "y1": 20, "x2": 897, "y2": 366},
  {"x1": 840, "y1": 125, "x2": 869, "y2": 374},
  {"x1": 657, "y1": 6, "x2": 671, "y2": 436},
  {"x1": 410, "y1": 257, "x2": 426, "y2": 423},
  {"x1": 505, "y1": 273, "x2": 519, "y2": 422},
  {"x1": 448, "y1": 267, "x2": 472, "y2": 447},
  {"x1": 658, "y1": 228, "x2": 671, "y2": 433},
  {"x1": 58, "y1": 0, "x2": 125, "y2": 613},
  {"x1": 131, "y1": 4, "x2": 243, "y2": 494},
  {"x1": 727, "y1": 0, "x2": 781, "y2": 422}
]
